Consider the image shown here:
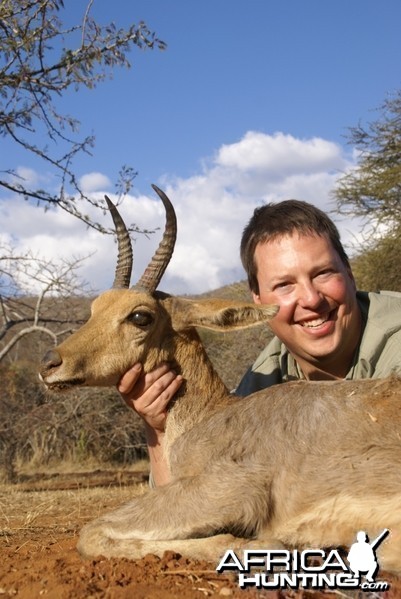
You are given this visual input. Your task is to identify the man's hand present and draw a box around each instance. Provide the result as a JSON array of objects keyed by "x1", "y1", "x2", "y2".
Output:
[
  {"x1": 117, "y1": 363, "x2": 183, "y2": 487},
  {"x1": 117, "y1": 363, "x2": 184, "y2": 432}
]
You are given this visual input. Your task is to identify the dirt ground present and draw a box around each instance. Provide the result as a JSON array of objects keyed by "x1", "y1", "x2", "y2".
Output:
[{"x1": 0, "y1": 469, "x2": 400, "y2": 599}]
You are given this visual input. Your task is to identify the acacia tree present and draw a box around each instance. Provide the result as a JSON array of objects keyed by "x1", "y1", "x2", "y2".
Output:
[
  {"x1": 0, "y1": 0, "x2": 166, "y2": 231},
  {"x1": 334, "y1": 91, "x2": 401, "y2": 291},
  {"x1": 334, "y1": 90, "x2": 401, "y2": 232}
]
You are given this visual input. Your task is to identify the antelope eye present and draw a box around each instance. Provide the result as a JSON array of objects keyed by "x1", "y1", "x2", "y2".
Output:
[{"x1": 128, "y1": 310, "x2": 153, "y2": 327}]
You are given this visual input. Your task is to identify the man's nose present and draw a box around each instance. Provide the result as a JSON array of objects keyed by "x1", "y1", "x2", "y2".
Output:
[{"x1": 297, "y1": 282, "x2": 322, "y2": 309}]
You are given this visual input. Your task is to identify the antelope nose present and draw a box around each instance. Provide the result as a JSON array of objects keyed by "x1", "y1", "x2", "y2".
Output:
[{"x1": 41, "y1": 349, "x2": 62, "y2": 372}]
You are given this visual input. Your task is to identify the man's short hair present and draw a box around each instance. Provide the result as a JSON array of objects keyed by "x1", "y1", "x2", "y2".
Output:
[{"x1": 240, "y1": 199, "x2": 351, "y2": 294}]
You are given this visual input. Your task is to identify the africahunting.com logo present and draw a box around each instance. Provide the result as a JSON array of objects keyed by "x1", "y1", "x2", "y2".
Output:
[{"x1": 216, "y1": 529, "x2": 390, "y2": 592}]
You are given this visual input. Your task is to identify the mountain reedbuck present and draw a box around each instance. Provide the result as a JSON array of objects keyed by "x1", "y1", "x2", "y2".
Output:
[{"x1": 40, "y1": 186, "x2": 401, "y2": 574}]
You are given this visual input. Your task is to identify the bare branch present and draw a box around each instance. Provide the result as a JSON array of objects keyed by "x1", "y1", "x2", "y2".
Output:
[
  {"x1": 0, "y1": 325, "x2": 57, "y2": 361},
  {"x1": 0, "y1": 244, "x2": 91, "y2": 361},
  {"x1": 0, "y1": 0, "x2": 166, "y2": 229}
]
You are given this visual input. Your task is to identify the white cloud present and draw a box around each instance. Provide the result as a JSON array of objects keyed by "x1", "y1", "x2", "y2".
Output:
[
  {"x1": 0, "y1": 131, "x2": 361, "y2": 297},
  {"x1": 216, "y1": 131, "x2": 346, "y2": 176},
  {"x1": 79, "y1": 172, "x2": 112, "y2": 193},
  {"x1": 14, "y1": 166, "x2": 42, "y2": 187},
  {"x1": 8, "y1": 166, "x2": 51, "y2": 189}
]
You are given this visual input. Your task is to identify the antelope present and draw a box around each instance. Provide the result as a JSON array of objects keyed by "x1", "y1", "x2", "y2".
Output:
[{"x1": 39, "y1": 185, "x2": 401, "y2": 574}]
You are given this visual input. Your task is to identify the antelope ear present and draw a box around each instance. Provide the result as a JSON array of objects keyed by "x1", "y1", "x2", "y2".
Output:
[{"x1": 167, "y1": 297, "x2": 278, "y2": 332}]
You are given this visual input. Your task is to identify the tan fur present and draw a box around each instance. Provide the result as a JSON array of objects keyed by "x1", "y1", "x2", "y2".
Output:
[{"x1": 40, "y1": 290, "x2": 401, "y2": 574}]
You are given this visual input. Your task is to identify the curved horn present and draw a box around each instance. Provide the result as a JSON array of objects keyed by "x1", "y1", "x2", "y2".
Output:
[
  {"x1": 134, "y1": 184, "x2": 177, "y2": 293},
  {"x1": 105, "y1": 195, "x2": 133, "y2": 289}
]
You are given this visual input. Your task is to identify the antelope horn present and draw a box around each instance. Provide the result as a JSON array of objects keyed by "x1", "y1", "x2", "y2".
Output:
[
  {"x1": 105, "y1": 195, "x2": 133, "y2": 289},
  {"x1": 134, "y1": 184, "x2": 177, "y2": 293}
]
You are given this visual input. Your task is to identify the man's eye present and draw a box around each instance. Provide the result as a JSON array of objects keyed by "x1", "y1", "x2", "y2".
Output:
[
  {"x1": 316, "y1": 269, "x2": 334, "y2": 278},
  {"x1": 275, "y1": 282, "x2": 292, "y2": 290},
  {"x1": 127, "y1": 311, "x2": 153, "y2": 327}
]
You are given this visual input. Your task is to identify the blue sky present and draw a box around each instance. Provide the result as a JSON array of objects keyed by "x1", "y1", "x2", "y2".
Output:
[{"x1": 1, "y1": 0, "x2": 401, "y2": 295}]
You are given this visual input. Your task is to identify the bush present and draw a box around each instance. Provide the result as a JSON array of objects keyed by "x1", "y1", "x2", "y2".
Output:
[
  {"x1": 0, "y1": 361, "x2": 147, "y2": 481},
  {"x1": 352, "y1": 229, "x2": 401, "y2": 292}
]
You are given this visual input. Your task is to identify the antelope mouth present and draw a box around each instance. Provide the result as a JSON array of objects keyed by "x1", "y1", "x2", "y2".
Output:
[{"x1": 44, "y1": 378, "x2": 86, "y2": 391}]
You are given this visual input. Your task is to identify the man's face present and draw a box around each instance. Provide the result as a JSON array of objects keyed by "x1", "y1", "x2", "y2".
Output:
[{"x1": 252, "y1": 232, "x2": 361, "y2": 377}]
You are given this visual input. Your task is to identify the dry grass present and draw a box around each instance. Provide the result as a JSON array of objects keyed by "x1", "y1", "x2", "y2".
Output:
[
  {"x1": 16, "y1": 457, "x2": 150, "y2": 478},
  {"x1": 0, "y1": 477, "x2": 148, "y2": 534}
]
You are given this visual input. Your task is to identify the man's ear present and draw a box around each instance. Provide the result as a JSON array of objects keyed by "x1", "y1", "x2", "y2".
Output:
[
  {"x1": 252, "y1": 292, "x2": 262, "y2": 305},
  {"x1": 167, "y1": 297, "x2": 278, "y2": 332}
]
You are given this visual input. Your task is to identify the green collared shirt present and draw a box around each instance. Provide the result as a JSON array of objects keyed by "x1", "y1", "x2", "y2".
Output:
[{"x1": 235, "y1": 291, "x2": 401, "y2": 396}]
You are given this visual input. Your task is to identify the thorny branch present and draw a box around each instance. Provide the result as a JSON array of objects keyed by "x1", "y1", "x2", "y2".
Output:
[{"x1": 0, "y1": 0, "x2": 166, "y2": 232}]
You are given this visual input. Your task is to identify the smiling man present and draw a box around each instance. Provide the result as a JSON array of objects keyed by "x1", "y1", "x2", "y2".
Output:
[
  {"x1": 236, "y1": 199, "x2": 401, "y2": 395},
  {"x1": 118, "y1": 199, "x2": 401, "y2": 485}
]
